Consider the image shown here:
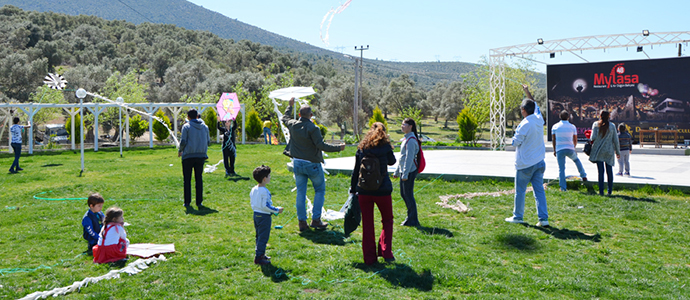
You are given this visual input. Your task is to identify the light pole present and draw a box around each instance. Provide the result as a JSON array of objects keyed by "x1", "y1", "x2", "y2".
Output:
[
  {"x1": 75, "y1": 88, "x2": 87, "y2": 176},
  {"x1": 117, "y1": 97, "x2": 124, "y2": 158}
]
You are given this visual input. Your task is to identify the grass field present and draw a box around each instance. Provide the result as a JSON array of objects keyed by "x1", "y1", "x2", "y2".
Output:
[{"x1": 1, "y1": 144, "x2": 689, "y2": 299}]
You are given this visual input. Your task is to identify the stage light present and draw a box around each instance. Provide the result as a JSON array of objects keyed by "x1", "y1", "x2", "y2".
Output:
[
  {"x1": 642, "y1": 30, "x2": 649, "y2": 36},
  {"x1": 637, "y1": 46, "x2": 643, "y2": 52},
  {"x1": 550, "y1": 53, "x2": 555, "y2": 58},
  {"x1": 537, "y1": 38, "x2": 544, "y2": 45}
]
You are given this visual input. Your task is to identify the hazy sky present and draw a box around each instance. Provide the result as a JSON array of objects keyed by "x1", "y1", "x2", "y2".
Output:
[{"x1": 187, "y1": 0, "x2": 688, "y2": 71}]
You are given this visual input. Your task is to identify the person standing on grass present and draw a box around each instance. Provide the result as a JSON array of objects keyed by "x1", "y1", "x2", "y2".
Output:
[
  {"x1": 617, "y1": 123, "x2": 632, "y2": 177},
  {"x1": 9, "y1": 117, "x2": 31, "y2": 174},
  {"x1": 281, "y1": 97, "x2": 345, "y2": 231},
  {"x1": 350, "y1": 122, "x2": 397, "y2": 265},
  {"x1": 217, "y1": 119, "x2": 238, "y2": 176},
  {"x1": 250, "y1": 165, "x2": 283, "y2": 265},
  {"x1": 263, "y1": 120, "x2": 272, "y2": 145},
  {"x1": 589, "y1": 111, "x2": 620, "y2": 196},
  {"x1": 551, "y1": 110, "x2": 587, "y2": 191},
  {"x1": 393, "y1": 118, "x2": 421, "y2": 227},
  {"x1": 505, "y1": 85, "x2": 549, "y2": 227},
  {"x1": 179, "y1": 109, "x2": 210, "y2": 209}
]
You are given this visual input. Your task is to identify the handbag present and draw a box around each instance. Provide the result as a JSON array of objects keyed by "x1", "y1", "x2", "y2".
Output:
[
  {"x1": 583, "y1": 141, "x2": 592, "y2": 156},
  {"x1": 343, "y1": 193, "x2": 361, "y2": 236}
]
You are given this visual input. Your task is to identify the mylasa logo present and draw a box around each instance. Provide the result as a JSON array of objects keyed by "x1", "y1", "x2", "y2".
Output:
[{"x1": 594, "y1": 63, "x2": 639, "y2": 88}]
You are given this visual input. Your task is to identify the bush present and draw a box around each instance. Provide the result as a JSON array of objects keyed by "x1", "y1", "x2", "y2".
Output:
[
  {"x1": 246, "y1": 109, "x2": 263, "y2": 140},
  {"x1": 202, "y1": 109, "x2": 218, "y2": 139},
  {"x1": 312, "y1": 119, "x2": 328, "y2": 138},
  {"x1": 153, "y1": 110, "x2": 172, "y2": 142},
  {"x1": 368, "y1": 106, "x2": 388, "y2": 132},
  {"x1": 401, "y1": 106, "x2": 423, "y2": 133},
  {"x1": 129, "y1": 114, "x2": 149, "y2": 141},
  {"x1": 65, "y1": 112, "x2": 82, "y2": 143},
  {"x1": 457, "y1": 108, "x2": 478, "y2": 145}
]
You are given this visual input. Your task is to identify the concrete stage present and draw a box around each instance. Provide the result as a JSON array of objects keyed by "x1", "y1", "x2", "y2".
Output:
[{"x1": 323, "y1": 146, "x2": 690, "y2": 190}]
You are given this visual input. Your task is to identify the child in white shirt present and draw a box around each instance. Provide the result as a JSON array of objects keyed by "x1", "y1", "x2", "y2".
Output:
[{"x1": 249, "y1": 165, "x2": 283, "y2": 265}]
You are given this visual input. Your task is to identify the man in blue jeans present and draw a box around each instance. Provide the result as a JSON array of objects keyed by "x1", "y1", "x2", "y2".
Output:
[
  {"x1": 281, "y1": 97, "x2": 345, "y2": 231},
  {"x1": 505, "y1": 85, "x2": 549, "y2": 227},
  {"x1": 551, "y1": 110, "x2": 587, "y2": 191}
]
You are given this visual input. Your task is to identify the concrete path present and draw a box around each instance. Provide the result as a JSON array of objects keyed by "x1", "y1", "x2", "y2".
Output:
[{"x1": 324, "y1": 149, "x2": 690, "y2": 190}]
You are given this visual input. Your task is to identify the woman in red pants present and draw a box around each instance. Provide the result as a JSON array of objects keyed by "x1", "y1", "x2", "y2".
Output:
[{"x1": 349, "y1": 122, "x2": 397, "y2": 265}]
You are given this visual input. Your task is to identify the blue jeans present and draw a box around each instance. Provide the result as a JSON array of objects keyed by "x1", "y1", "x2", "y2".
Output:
[
  {"x1": 512, "y1": 160, "x2": 548, "y2": 222},
  {"x1": 556, "y1": 149, "x2": 587, "y2": 191},
  {"x1": 263, "y1": 127, "x2": 272, "y2": 144},
  {"x1": 253, "y1": 212, "x2": 272, "y2": 258},
  {"x1": 596, "y1": 162, "x2": 613, "y2": 195},
  {"x1": 293, "y1": 159, "x2": 326, "y2": 221},
  {"x1": 10, "y1": 143, "x2": 21, "y2": 172}
]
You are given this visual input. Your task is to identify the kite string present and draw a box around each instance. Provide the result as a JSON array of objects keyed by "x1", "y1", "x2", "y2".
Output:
[
  {"x1": 0, "y1": 253, "x2": 85, "y2": 276},
  {"x1": 33, "y1": 191, "x2": 167, "y2": 202}
]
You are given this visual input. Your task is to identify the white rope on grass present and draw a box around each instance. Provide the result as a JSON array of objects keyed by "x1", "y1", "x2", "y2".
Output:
[{"x1": 19, "y1": 255, "x2": 167, "y2": 300}]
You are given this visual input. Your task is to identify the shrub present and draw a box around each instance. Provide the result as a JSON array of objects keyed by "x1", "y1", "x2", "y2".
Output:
[
  {"x1": 401, "y1": 106, "x2": 423, "y2": 133},
  {"x1": 202, "y1": 109, "x2": 218, "y2": 139},
  {"x1": 152, "y1": 110, "x2": 172, "y2": 142},
  {"x1": 457, "y1": 108, "x2": 478, "y2": 145},
  {"x1": 129, "y1": 114, "x2": 149, "y2": 141},
  {"x1": 368, "y1": 106, "x2": 388, "y2": 132},
  {"x1": 312, "y1": 119, "x2": 328, "y2": 138},
  {"x1": 246, "y1": 109, "x2": 263, "y2": 140},
  {"x1": 65, "y1": 112, "x2": 82, "y2": 143}
]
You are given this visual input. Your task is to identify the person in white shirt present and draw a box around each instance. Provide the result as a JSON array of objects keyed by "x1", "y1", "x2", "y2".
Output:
[
  {"x1": 551, "y1": 110, "x2": 587, "y2": 191},
  {"x1": 9, "y1": 117, "x2": 31, "y2": 173},
  {"x1": 505, "y1": 85, "x2": 549, "y2": 227},
  {"x1": 249, "y1": 165, "x2": 283, "y2": 265}
]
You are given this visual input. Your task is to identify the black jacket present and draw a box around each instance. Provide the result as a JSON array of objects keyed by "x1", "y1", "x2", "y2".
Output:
[
  {"x1": 350, "y1": 143, "x2": 396, "y2": 196},
  {"x1": 217, "y1": 120, "x2": 237, "y2": 150}
]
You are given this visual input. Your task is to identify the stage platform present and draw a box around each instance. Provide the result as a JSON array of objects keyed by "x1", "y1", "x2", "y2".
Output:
[{"x1": 323, "y1": 148, "x2": 690, "y2": 191}]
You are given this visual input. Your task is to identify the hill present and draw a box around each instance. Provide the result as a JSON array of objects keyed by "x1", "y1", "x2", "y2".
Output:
[{"x1": 0, "y1": 0, "x2": 530, "y2": 89}]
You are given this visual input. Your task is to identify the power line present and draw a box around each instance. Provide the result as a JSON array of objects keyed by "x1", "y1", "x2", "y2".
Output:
[{"x1": 114, "y1": 0, "x2": 154, "y2": 23}]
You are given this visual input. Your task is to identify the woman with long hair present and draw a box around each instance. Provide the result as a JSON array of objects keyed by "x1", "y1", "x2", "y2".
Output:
[
  {"x1": 588, "y1": 111, "x2": 620, "y2": 196},
  {"x1": 393, "y1": 118, "x2": 421, "y2": 227},
  {"x1": 350, "y1": 122, "x2": 397, "y2": 265}
]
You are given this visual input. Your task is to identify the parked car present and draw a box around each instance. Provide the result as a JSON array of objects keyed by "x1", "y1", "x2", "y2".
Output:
[{"x1": 45, "y1": 124, "x2": 69, "y2": 144}]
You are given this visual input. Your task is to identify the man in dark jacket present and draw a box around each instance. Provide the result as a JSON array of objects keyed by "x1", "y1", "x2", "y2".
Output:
[
  {"x1": 281, "y1": 98, "x2": 345, "y2": 231},
  {"x1": 179, "y1": 109, "x2": 210, "y2": 208}
]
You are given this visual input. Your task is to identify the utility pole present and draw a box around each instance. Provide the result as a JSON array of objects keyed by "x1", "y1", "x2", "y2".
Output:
[{"x1": 354, "y1": 45, "x2": 368, "y2": 135}]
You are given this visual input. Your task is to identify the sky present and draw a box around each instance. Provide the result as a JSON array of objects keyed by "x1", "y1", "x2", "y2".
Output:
[{"x1": 187, "y1": 0, "x2": 689, "y2": 72}]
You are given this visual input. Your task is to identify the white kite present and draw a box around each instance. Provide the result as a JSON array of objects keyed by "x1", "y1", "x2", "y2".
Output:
[{"x1": 320, "y1": 0, "x2": 352, "y2": 46}]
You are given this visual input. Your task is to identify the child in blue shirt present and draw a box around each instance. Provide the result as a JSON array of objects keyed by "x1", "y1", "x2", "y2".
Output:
[
  {"x1": 250, "y1": 165, "x2": 283, "y2": 265},
  {"x1": 82, "y1": 193, "x2": 105, "y2": 255}
]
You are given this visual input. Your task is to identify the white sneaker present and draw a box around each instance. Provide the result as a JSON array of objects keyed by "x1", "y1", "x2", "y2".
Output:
[
  {"x1": 536, "y1": 220, "x2": 549, "y2": 227},
  {"x1": 505, "y1": 217, "x2": 527, "y2": 224}
]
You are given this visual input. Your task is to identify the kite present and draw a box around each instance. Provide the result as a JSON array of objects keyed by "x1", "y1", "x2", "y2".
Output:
[
  {"x1": 43, "y1": 73, "x2": 67, "y2": 90},
  {"x1": 216, "y1": 93, "x2": 240, "y2": 121},
  {"x1": 127, "y1": 243, "x2": 176, "y2": 258},
  {"x1": 320, "y1": 0, "x2": 352, "y2": 46}
]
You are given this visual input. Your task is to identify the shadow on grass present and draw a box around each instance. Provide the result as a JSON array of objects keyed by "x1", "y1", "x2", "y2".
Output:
[
  {"x1": 41, "y1": 163, "x2": 63, "y2": 167},
  {"x1": 528, "y1": 225, "x2": 602, "y2": 242},
  {"x1": 608, "y1": 194, "x2": 658, "y2": 203},
  {"x1": 496, "y1": 233, "x2": 539, "y2": 251},
  {"x1": 416, "y1": 226, "x2": 454, "y2": 237},
  {"x1": 260, "y1": 264, "x2": 289, "y2": 283},
  {"x1": 352, "y1": 262, "x2": 434, "y2": 291},
  {"x1": 185, "y1": 205, "x2": 218, "y2": 216},
  {"x1": 227, "y1": 175, "x2": 250, "y2": 182},
  {"x1": 299, "y1": 229, "x2": 348, "y2": 246}
]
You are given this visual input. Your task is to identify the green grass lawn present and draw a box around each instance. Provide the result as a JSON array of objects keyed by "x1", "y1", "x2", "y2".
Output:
[{"x1": 1, "y1": 145, "x2": 689, "y2": 299}]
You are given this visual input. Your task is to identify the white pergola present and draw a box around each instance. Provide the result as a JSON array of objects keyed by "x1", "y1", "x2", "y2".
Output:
[
  {"x1": 0, "y1": 102, "x2": 246, "y2": 154},
  {"x1": 489, "y1": 31, "x2": 690, "y2": 150}
]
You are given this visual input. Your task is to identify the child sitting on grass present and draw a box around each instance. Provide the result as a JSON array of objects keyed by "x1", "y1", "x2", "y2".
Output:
[
  {"x1": 250, "y1": 165, "x2": 283, "y2": 265},
  {"x1": 81, "y1": 193, "x2": 105, "y2": 255},
  {"x1": 93, "y1": 207, "x2": 130, "y2": 264}
]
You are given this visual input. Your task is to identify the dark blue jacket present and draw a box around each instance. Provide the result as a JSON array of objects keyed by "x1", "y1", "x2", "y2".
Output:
[
  {"x1": 350, "y1": 143, "x2": 397, "y2": 196},
  {"x1": 82, "y1": 210, "x2": 104, "y2": 246},
  {"x1": 218, "y1": 120, "x2": 238, "y2": 150}
]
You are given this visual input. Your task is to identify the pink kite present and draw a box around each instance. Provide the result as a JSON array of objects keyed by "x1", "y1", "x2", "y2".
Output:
[{"x1": 216, "y1": 93, "x2": 241, "y2": 121}]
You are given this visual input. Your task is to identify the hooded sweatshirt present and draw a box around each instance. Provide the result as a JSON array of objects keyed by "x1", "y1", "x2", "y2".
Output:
[{"x1": 179, "y1": 118, "x2": 210, "y2": 160}]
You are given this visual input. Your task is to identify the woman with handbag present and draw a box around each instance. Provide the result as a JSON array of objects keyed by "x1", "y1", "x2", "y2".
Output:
[
  {"x1": 394, "y1": 118, "x2": 421, "y2": 227},
  {"x1": 350, "y1": 122, "x2": 397, "y2": 265},
  {"x1": 588, "y1": 111, "x2": 620, "y2": 196}
]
